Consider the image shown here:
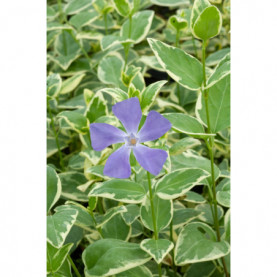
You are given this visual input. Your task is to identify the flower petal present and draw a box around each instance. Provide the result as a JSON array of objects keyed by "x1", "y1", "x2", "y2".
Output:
[
  {"x1": 112, "y1": 97, "x2": 142, "y2": 134},
  {"x1": 133, "y1": 144, "x2": 168, "y2": 176},
  {"x1": 90, "y1": 123, "x2": 126, "y2": 151},
  {"x1": 104, "y1": 146, "x2": 131, "y2": 178},
  {"x1": 137, "y1": 110, "x2": 171, "y2": 143}
]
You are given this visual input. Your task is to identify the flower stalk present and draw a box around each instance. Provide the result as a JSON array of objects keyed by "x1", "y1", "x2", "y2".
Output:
[{"x1": 202, "y1": 40, "x2": 229, "y2": 277}]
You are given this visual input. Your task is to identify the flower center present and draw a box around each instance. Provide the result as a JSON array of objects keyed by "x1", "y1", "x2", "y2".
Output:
[{"x1": 125, "y1": 133, "x2": 139, "y2": 148}]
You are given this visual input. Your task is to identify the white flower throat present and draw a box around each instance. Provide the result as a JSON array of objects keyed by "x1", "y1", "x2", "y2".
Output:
[{"x1": 125, "y1": 133, "x2": 139, "y2": 148}]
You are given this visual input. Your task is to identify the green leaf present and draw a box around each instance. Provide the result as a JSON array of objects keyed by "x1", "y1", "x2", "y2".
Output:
[
  {"x1": 140, "y1": 239, "x2": 174, "y2": 264},
  {"x1": 195, "y1": 203, "x2": 224, "y2": 225},
  {"x1": 163, "y1": 113, "x2": 215, "y2": 138},
  {"x1": 82, "y1": 239, "x2": 151, "y2": 276},
  {"x1": 148, "y1": 39, "x2": 203, "y2": 90},
  {"x1": 99, "y1": 87, "x2": 128, "y2": 102},
  {"x1": 141, "y1": 80, "x2": 167, "y2": 112},
  {"x1": 113, "y1": 0, "x2": 130, "y2": 17},
  {"x1": 55, "y1": 202, "x2": 94, "y2": 229},
  {"x1": 85, "y1": 91, "x2": 108, "y2": 123},
  {"x1": 47, "y1": 165, "x2": 61, "y2": 213},
  {"x1": 97, "y1": 54, "x2": 124, "y2": 86},
  {"x1": 102, "y1": 213, "x2": 131, "y2": 240},
  {"x1": 184, "y1": 261, "x2": 216, "y2": 277},
  {"x1": 121, "y1": 11, "x2": 154, "y2": 43},
  {"x1": 206, "y1": 48, "x2": 230, "y2": 67},
  {"x1": 47, "y1": 22, "x2": 73, "y2": 32},
  {"x1": 175, "y1": 222, "x2": 230, "y2": 265},
  {"x1": 47, "y1": 73, "x2": 62, "y2": 98},
  {"x1": 169, "y1": 15, "x2": 188, "y2": 30},
  {"x1": 69, "y1": 11, "x2": 99, "y2": 29},
  {"x1": 47, "y1": 242, "x2": 73, "y2": 273},
  {"x1": 94, "y1": 205, "x2": 127, "y2": 228},
  {"x1": 57, "y1": 111, "x2": 89, "y2": 134},
  {"x1": 59, "y1": 172, "x2": 89, "y2": 202},
  {"x1": 60, "y1": 73, "x2": 86, "y2": 95},
  {"x1": 222, "y1": 209, "x2": 230, "y2": 243},
  {"x1": 155, "y1": 168, "x2": 209, "y2": 200},
  {"x1": 173, "y1": 207, "x2": 202, "y2": 229},
  {"x1": 192, "y1": 6, "x2": 222, "y2": 41},
  {"x1": 184, "y1": 191, "x2": 206, "y2": 204},
  {"x1": 190, "y1": 0, "x2": 211, "y2": 30},
  {"x1": 207, "y1": 53, "x2": 230, "y2": 89},
  {"x1": 48, "y1": 52, "x2": 81, "y2": 71},
  {"x1": 169, "y1": 137, "x2": 201, "y2": 156},
  {"x1": 64, "y1": 0, "x2": 93, "y2": 15},
  {"x1": 131, "y1": 219, "x2": 144, "y2": 238},
  {"x1": 150, "y1": 0, "x2": 190, "y2": 7},
  {"x1": 55, "y1": 30, "x2": 80, "y2": 57},
  {"x1": 89, "y1": 179, "x2": 147, "y2": 204},
  {"x1": 171, "y1": 150, "x2": 220, "y2": 184},
  {"x1": 196, "y1": 74, "x2": 230, "y2": 133},
  {"x1": 115, "y1": 265, "x2": 153, "y2": 277},
  {"x1": 140, "y1": 194, "x2": 172, "y2": 232},
  {"x1": 47, "y1": 208, "x2": 78, "y2": 248},
  {"x1": 121, "y1": 204, "x2": 140, "y2": 225},
  {"x1": 216, "y1": 178, "x2": 230, "y2": 208}
]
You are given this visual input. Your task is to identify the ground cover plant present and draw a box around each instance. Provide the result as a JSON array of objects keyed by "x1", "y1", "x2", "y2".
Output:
[{"x1": 47, "y1": 0, "x2": 230, "y2": 276}]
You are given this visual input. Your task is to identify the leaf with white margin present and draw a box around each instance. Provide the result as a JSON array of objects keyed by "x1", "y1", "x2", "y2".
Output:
[
  {"x1": 184, "y1": 191, "x2": 206, "y2": 204},
  {"x1": 47, "y1": 165, "x2": 62, "y2": 213},
  {"x1": 173, "y1": 207, "x2": 202, "y2": 229},
  {"x1": 64, "y1": 0, "x2": 93, "y2": 15},
  {"x1": 148, "y1": 38, "x2": 203, "y2": 90},
  {"x1": 141, "y1": 80, "x2": 167, "y2": 112},
  {"x1": 60, "y1": 73, "x2": 86, "y2": 95},
  {"x1": 171, "y1": 150, "x2": 220, "y2": 184},
  {"x1": 150, "y1": 0, "x2": 190, "y2": 7},
  {"x1": 131, "y1": 219, "x2": 144, "y2": 238},
  {"x1": 94, "y1": 205, "x2": 127, "y2": 228},
  {"x1": 121, "y1": 11, "x2": 154, "y2": 44},
  {"x1": 89, "y1": 179, "x2": 147, "y2": 204},
  {"x1": 82, "y1": 239, "x2": 151, "y2": 277},
  {"x1": 140, "y1": 194, "x2": 173, "y2": 233},
  {"x1": 206, "y1": 48, "x2": 230, "y2": 67},
  {"x1": 99, "y1": 87, "x2": 128, "y2": 102},
  {"x1": 113, "y1": 0, "x2": 130, "y2": 17},
  {"x1": 192, "y1": 6, "x2": 222, "y2": 41},
  {"x1": 155, "y1": 168, "x2": 210, "y2": 200},
  {"x1": 97, "y1": 54, "x2": 124, "y2": 86},
  {"x1": 140, "y1": 55, "x2": 164, "y2": 72},
  {"x1": 195, "y1": 203, "x2": 224, "y2": 225},
  {"x1": 222, "y1": 209, "x2": 230, "y2": 242},
  {"x1": 170, "y1": 137, "x2": 201, "y2": 156},
  {"x1": 116, "y1": 265, "x2": 153, "y2": 277},
  {"x1": 69, "y1": 11, "x2": 99, "y2": 29},
  {"x1": 184, "y1": 261, "x2": 216, "y2": 277},
  {"x1": 163, "y1": 113, "x2": 215, "y2": 139},
  {"x1": 57, "y1": 111, "x2": 89, "y2": 134},
  {"x1": 48, "y1": 258, "x2": 72, "y2": 277},
  {"x1": 196, "y1": 74, "x2": 230, "y2": 133},
  {"x1": 102, "y1": 213, "x2": 131, "y2": 241},
  {"x1": 175, "y1": 222, "x2": 230, "y2": 265},
  {"x1": 47, "y1": 208, "x2": 78, "y2": 248},
  {"x1": 121, "y1": 204, "x2": 140, "y2": 225},
  {"x1": 140, "y1": 239, "x2": 174, "y2": 264},
  {"x1": 47, "y1": 242, "x2": 73, "y2": 274},
  {"x1": 206, "y1": 53, "x2": 230, "y2": 89},
  {"x1": 47, "y1": 74, "x2": 62, "y2": 98},
  {"x1": 216, "y1": 178, "x2": 230, "y2": 208},
  {"x1": 190, "y1": 0, "x2": 211, "y2": 31}
]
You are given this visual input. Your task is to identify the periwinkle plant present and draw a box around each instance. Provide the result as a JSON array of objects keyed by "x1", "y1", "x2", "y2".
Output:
[{"x1": 47, "y1": 0, "x2": 230, "y2": 276}]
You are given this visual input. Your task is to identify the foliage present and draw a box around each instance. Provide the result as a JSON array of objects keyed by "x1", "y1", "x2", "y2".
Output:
[{"x1": 47, "y1": 0, "x2": 230, "y2": 276}]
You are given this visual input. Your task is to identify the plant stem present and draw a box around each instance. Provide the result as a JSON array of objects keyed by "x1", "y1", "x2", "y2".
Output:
[
  {"x1": 104, "y1": 12, "x2": 108, "y2": 35},
  {"x1": 123, "y1": 15, "x2": 133, "y2": 72},
  {"x1": 175, "y1": 29, "x2": 180, "y2": 48},
  {"x1": 47, "y1": 98, "x2": 65, "y2": 171},
  {"x1": 202, "y1": 41, "x2": 229, "y2": 277},
  {"x1": 170, "y1": 220, "x2": 177, "y2": 275},
  {"x1": 147, "y1": 171, "x2": 162, "y2": 277},
  {"x1": 68, "y1": 255, "x2": 82, "y2": 277}
]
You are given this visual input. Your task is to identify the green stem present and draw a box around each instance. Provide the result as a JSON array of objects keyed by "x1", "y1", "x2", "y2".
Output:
[
  {"x1": 202, "y1": 41, "x2": 229, "y2": 277},
  {"x1": 170, "y1": 220, "x2": 177, "y2": 275},
  {"x1": 47, "y1": 98, "x2": 65, "y2": 171},
  {"x1": 123, "y1": 15, "x2": 133, "y2": 71},
  {"x1": 68, "y1": 255, "x2": 82, "y2": 277},
  {"x1": 104, "y1": 12, "x2": 108, "y2": 35},
  {"x1": 147, "y1": 171, "x2": 162, "y2": 277},
  {"x1": 88, "y1": 209, "x2": 103, "y2": 238},
  {"x1": 175, "y1": 29, "x2": 180, "y2": 47}
]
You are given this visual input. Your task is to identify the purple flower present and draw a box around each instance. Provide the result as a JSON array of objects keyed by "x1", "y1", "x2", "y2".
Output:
[{"x1": 90, "y1": 97, "x2": 171, "y2": 178}]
